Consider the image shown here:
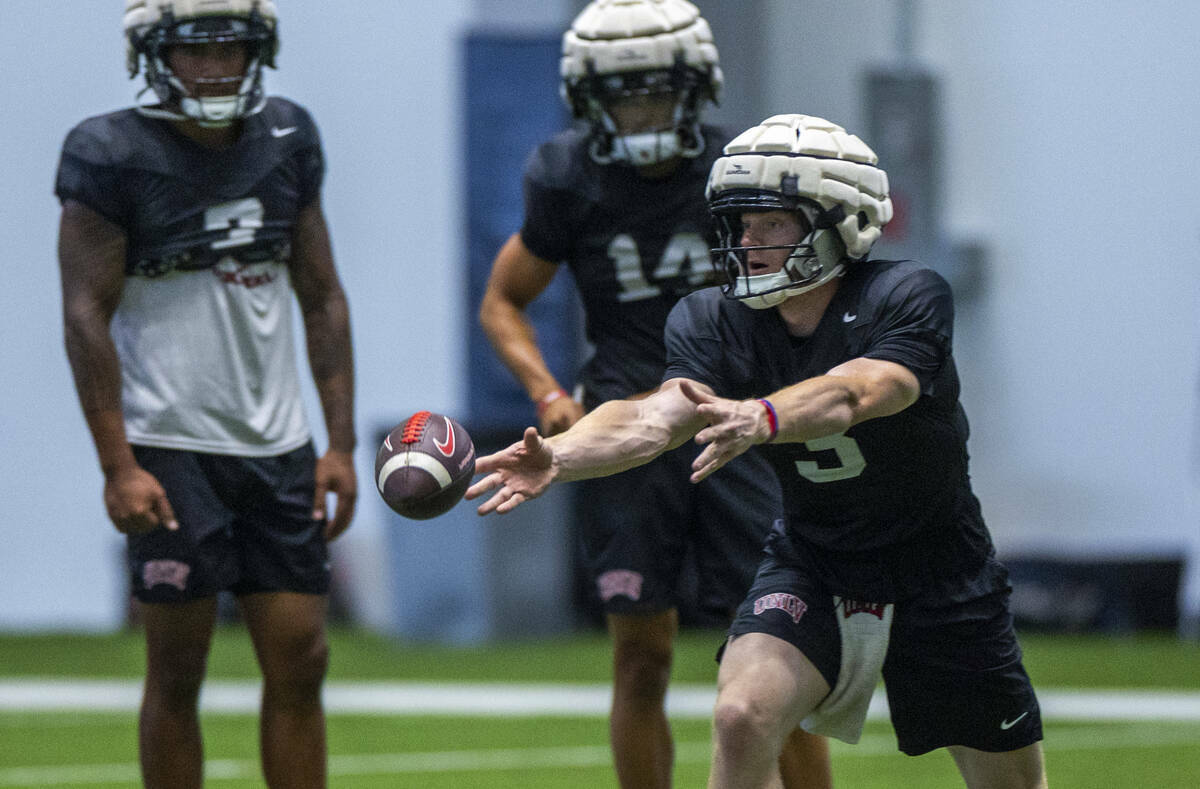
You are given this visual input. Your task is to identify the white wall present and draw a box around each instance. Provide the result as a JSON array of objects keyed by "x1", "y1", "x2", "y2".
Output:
[
  {"x1": 2, "y1": 0, "x2": 1197, "y2": 630},
  {"x1": 922, "y1": 1, "x2": 1200, "y2": 558},
  {"x1": 761, "y1": 0, "x2": 1200, "y2": 623}
]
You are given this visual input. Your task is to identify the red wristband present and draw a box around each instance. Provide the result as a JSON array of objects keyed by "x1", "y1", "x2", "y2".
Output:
[
  {"x1": 756, "y1": 398, "x2": 779, "y2": 442},
  {"x1": 536, "y1": 388, "x2": 569, "y2": 417}
]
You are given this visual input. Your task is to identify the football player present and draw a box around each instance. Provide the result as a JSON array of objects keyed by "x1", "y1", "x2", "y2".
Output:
[
  {"x1": 470, "y1": 114, "x2": 1048, "y2": 788},
  {"x1": 56, "y1": 2, "x2": 356, "y2": 786},
  {"x1": 478, "y1": 1, "x2": 830, "y2": 786}
]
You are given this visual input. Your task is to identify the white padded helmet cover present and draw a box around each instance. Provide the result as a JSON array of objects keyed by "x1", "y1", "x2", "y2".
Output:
[
  {"x1": 124, "y1": 0, "x2": 278, "y2": 36},
  {"x1": 706, "y1": 114, "x2": 892, "y2": 259},
  {"x1": 561, "y1": 0, "x2": 722, "y2": 98},
  {"x1": 124, "y1": 0, "x2": 278, "y2": 69}
]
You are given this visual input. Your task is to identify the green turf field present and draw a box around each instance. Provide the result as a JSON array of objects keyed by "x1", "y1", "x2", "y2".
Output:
[{"x1": 1, "y1": 628, "x2": 1197, "y2": 787}]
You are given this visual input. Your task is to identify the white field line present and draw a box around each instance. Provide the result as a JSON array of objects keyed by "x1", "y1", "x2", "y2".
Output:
[
  {"x1": 2, "y1": 726, "x2": 1200, "y2": 786},
  {"x1": 2, "y1": 679, "x2": 1200, "y2": 721}
]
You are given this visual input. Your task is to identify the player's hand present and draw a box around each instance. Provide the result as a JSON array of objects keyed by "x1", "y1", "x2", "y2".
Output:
[
  {"x1": 681, "y1": 380, "x2": 767, "y2": 483},
  {"x1": 466, "y1": 427, "x2": 556, "y2": 515},
  {"x1": 103, "y1": 465, "x2": 178, "y2": 535},
  {"x1": 539, "y1": 395, "x2": 584, "y2": 437},
  {"x1": 314, "y1": 449, "x2": 357, "y2": 541}
]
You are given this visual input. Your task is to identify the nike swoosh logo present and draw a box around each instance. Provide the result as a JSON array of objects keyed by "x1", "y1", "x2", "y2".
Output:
[
  {"x1": 383, "y1": 435, "x2": 393, "y2": 452},
  {"x1": 270, "y1": 126, "x2": 298, "y2": 138},
  {"x1": 433, "y1": 416, "x2": 456, "y2": 457},
  {"x1": 1000, "y1": 711, "x2": 1029, "y2": 730},
  {"x1": 842, "y1": 312, "x2": 857, "y2": 323}
]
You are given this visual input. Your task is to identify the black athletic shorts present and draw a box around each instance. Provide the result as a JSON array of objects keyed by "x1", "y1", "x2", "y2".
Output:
[
  {"x1": 727, "y1": 525, "x2": 1043, "y2": 755},
  {"x1": 126, "y1": 443, "x2": 330, "y2": 603},
  {"x1": 575, "y1": 441, "x2": 780, "y2": 619}
]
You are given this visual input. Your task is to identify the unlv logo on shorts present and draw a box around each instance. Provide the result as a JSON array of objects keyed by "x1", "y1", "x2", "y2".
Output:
[
  {"x1": 753, "y1": 593, "x2": 808, "y2": 623},
  {"x1": 142, "y1": 560, "x2": 191, "y2": 591},
  {"x1": 597, "y1": 570, "x2": 643, "y2": 602}
]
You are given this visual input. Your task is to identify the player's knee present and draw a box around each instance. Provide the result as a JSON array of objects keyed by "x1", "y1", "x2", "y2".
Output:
[
  {"x1": 291, "y1": 636, "x2": 330, "y2": 689},
  {"x1": 263, "y1": 635, "x2": 329, "y2": 699},
  {"x1": 712, "y1": 695, "x2": 776, "y2": 757},
  {"x1": 144, "y1": 649, "x2": 207, "y2": 707},
  {"x1": 612, "y1": 641, "x2": 672, "y2": 702}
]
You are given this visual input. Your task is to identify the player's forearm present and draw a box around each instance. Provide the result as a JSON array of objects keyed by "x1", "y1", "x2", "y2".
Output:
[
  {"x1": 547, "y1": 396, "x2": 687, "y2": 482},
  {"x1": 766, "y1": 376, "x2": 857, "y2": 444},
  {"x1": 63, "y1": 311, "x2": 137, "y2": 477},
  {"x1": 766, "y1": 361, "x2": 917, "y2": 443},
  {"x1": 303, "y1": 290, "x2": 356, "y2": 453},
  {"x1": 480, "y1": 296, "x2": 562, "y2": 400}
]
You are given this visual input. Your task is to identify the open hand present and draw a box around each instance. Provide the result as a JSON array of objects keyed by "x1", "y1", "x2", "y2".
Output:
[
  {"x1": 465, "y1": 427, "x2": 556, "y2": 514},
  {"x1": 680, "y1": 381, "x2": 768, "y2": 483}
]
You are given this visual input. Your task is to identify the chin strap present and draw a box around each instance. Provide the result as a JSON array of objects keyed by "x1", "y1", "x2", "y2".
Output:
[
  {"x1": 133, "y1": 84, "x2": 191, "y2": 122},
  {"x1": 587, "y1": 101, "x2": 704, "y2": 167},
  {"x1": 136, "y1": 56, "x2": 266, "y2": 128}
]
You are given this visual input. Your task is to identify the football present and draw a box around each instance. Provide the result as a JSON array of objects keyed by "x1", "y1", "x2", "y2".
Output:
[{"x1": 375, "y1": 411, "x2": 476, "y2": 520}]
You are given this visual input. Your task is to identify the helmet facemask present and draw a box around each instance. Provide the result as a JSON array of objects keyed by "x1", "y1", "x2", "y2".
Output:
[
  {"x1": 129, "y1": 7, "x2": 276, "y2": 127},
  {"x1": 574, "y1": 61, "x2": 709, "y2": 167},
  {"x1": 711, "y1": 199, "x2": 849, "y2": 310}
]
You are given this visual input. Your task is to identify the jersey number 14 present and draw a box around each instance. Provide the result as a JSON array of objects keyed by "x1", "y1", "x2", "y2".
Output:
[{"x1": 609, "y1": 232, "x2": 710, "y2": 302}]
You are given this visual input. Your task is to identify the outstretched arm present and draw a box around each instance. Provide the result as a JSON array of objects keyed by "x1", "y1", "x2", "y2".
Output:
[
  {"x1": 466, "y1": 378, "x2": 710, "y2": 514},
  {"x1": 687, "y1": 356, "x2": 920, "y2": 482}
]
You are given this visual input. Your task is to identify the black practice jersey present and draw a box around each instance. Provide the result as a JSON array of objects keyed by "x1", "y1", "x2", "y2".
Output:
[
  {"x1": 53, "y1": 98, "x2": 324, "y2": 454},
  {"x1": 664, "y1": 261, "x2": 997, "y2": 598},
  {"x1": 520, "y1": 124, "x2": 729, "y2": 403},
  {"x1": 55, "y1": 97, "x2": 323, "y2": 277}
]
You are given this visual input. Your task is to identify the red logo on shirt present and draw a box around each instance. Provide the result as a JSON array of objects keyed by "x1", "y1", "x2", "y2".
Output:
[{"x1": 213, "y1": 260, "x2": 277, "y2": 288}]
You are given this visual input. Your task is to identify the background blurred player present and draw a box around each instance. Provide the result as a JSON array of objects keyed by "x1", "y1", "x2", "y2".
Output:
[
  {"x1": 478, "y1": 1, "x2": 829, "y2": 786},
  {"x1": 56, "y1": 2, "x2": 356, "y2": 786},
  {"x1": 470, "y1": 113, "x2": 1047, "y2": 788}
]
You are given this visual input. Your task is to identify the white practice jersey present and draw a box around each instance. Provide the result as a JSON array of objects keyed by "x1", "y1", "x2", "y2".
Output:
[{"x1": 113, "y1": 258, "x2": 310, "y2": 456}]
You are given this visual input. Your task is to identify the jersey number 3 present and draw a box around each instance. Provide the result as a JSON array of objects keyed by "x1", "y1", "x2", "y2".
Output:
[
  {"x1": 794, "y1": 433, "x2": 867, "y2": 482},
  {"x1": 206, "y1": 198, "x2": 264, "y2": 251}
]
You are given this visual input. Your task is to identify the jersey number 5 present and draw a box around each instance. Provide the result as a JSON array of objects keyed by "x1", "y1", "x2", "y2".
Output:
[
  {"x1": 794, "y1": 433, "x2": 867, "y2": 482},
  {"x1": 609, "y1": 232, "x2": 710, "y2": 302}
]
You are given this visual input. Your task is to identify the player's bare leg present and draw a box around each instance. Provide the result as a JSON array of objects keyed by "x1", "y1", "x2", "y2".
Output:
[
  {"x1": 138, "y1": 598, "x2": 218, "y2": 789},
  {"x1": 709, "y1": 633, "x2": 829, "y2": 789},
  {"x1": 608, "y1": 609, "x2": 678, "y2": 788},
  {"x1": 778, "y1": 726, "x2": 833, "y2": 789},
  {"x1": 948, "y1": 742, "x2": 1047, "y2": 789},
  {"x1": 240, "y1": 592, "x2": 330, "y2": 789}
]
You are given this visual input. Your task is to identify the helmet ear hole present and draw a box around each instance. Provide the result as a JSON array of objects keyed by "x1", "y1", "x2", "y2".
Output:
[{"x1": 857, "y1": 211, "x2": 869, "y2": 230}]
